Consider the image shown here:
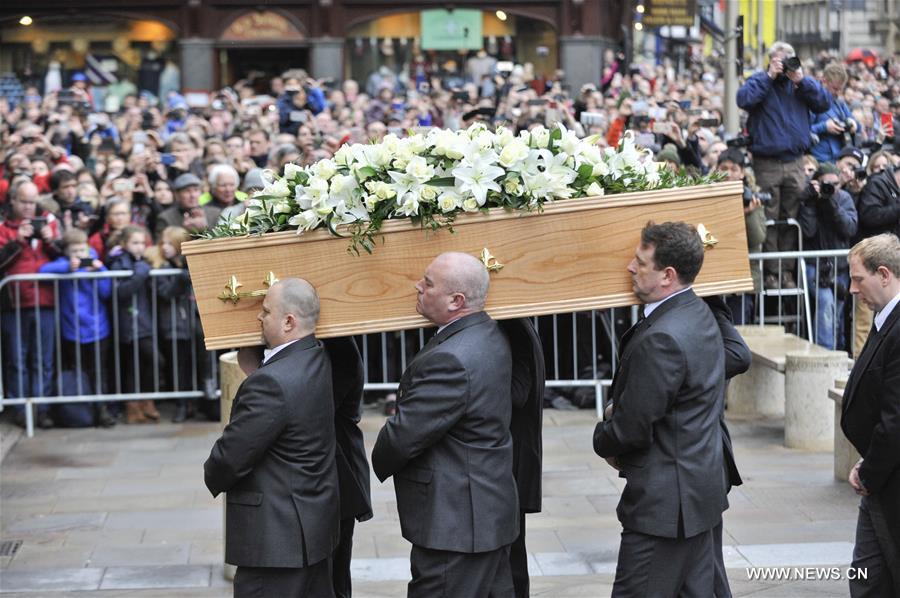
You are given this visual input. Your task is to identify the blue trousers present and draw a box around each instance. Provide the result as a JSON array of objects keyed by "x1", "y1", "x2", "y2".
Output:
[
  {"x1": 2, "y1": 308, "x2": 55, "y2": 414},
  {"x1": 805, "y1": 264, "x2": 848, "y2": 351}
]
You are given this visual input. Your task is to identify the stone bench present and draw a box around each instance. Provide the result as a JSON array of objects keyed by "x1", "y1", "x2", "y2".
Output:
[
  {"x1": 728, "y1": 325, "x2": 850, "y2": 450},
  {"x1": 828, "y1": 378, "x2": 862, "y2": 483}
]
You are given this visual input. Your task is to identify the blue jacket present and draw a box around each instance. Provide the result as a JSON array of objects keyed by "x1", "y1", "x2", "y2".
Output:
[
  {"x1": 737, "y1": 72, "x2": 830, "y2": 161},
  {"x1": 798, "y1": 186, "x2": 858, "y2": 252},
  {"x1": 809, "y1": 93, "x2": 859, "y2": 163},
  {"x1": 38, "y1": 249, "x2": 112, "y2": 343}
]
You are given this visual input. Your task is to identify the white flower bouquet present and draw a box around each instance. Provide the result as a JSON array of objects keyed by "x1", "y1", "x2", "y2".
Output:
[{"x1": 206, "y1": 123, "x2": 723, "y2": 254}]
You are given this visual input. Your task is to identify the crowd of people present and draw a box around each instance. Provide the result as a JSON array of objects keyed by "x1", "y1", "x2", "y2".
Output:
[{"x1": 3, "y1": 43, "x2": 900, "y2": 426}]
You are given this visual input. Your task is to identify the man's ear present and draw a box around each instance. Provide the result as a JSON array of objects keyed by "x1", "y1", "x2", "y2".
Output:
[
  {"x1": 662, "y1": 266, "x2": 679, "y2": 288},
  {"x1": 283, "y1": 313, "x2": 297, "y2": 332},
  {"x1": 878, "y1": 265, "x2": 892, "y2": 285},
  {"x1": 448, "y1": 292, "x2": 466, "y2": 312}
]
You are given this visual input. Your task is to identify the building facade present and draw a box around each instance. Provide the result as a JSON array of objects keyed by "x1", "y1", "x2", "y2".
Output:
[{"x1": 0, "y1": 0, "x2": 625, "y2": 96}]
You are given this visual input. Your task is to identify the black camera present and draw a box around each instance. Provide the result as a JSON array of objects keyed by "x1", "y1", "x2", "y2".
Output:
[
  {"x1": 854, "y1": 167, "x2": 867, "y2": 181},
  {"x1": 783, "y1": 56, "x2": 802, "y2": 72},
  {"x1": 79, "y1": 257, "x2": 94, "y2": 269},
  {"x1": 30, "y1": 217, "x2": 47, "y2": 237},
  {"x1": 726, "y1": 136, "x2": 751, "y2": 148},
  {"x1": 820, "y1": 182, "x2": 836, "y2": 197},
  {"x1": 743, "y1": 187, "x2": 772, "y2": 206}
]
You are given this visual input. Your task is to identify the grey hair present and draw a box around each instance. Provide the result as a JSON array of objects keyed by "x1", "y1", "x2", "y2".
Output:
[
  {"x1": 769, "y1": 41, "x2": 795, "y2": 58},
  {"x1": 274, "y1": 278, "x2": 320, "y2": 328},
  {"x1": 437, "y1": 252, "x2": 490, "y2": 309},
  {"x1": 208, "y1": 163, "x2": 240, "y2": 187}
]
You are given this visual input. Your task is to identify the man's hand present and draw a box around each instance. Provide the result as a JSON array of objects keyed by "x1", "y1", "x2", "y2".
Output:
[
  {"x1": 744, "y1": 196, "x2": 762, "y2": 215},
  {"x1": 68, "y1": 255, "x2": 81, "y2": 272},
  {"x1": 182, "y1": 209, "x2": 208, "y2": 231},
  {"x1": 849, "y1": 459, "x2": 870, "y2": 496},
  {"x1": 786, "y1": 67, "x2": 804, "y2": 84},
  {"x1": 767, "y1": 58, "x2": 784, "y2": 80},
  {"x1": 17, "y1": 222, "x2": 34, "y2": 242},
  {"x1": 826, "y1": 119, "x2": 845, "y2": 135},
  {"x1": 39, "y1": 223, "x2": 55, "y2": 243}
]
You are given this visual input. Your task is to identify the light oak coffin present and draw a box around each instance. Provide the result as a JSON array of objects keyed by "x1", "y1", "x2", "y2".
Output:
[{"x1": 183, "y1": 180, "x2": 752, "y2": 350}]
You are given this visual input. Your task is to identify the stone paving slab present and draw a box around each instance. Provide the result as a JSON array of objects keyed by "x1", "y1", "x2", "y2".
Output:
[{"x1": 98, "y1": 565, "x2": 212, "y2": 590}]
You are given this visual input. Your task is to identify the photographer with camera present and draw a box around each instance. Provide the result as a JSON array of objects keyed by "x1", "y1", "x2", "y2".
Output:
[
  {"x1": 49, "y1": 169, "x2": 95, "y2": 233},
  {"x1": 0, "y1": 181, "x2": 63, "y2": 429},
  {"x1": 810, "y1": 64, "x2": 858, "y2": 164},
  {"x1": 837, "y1": 146, "x2": 868, "y2": 204},
  {"x1": 737, "y1": 42, "x2": 830, "y2": 290},
  {"x1": 716, "y1": 148, "x2": 768, "y2": 322},
  {"x1": 798, "y1": 163, "x2": 858, "y2": 350}
]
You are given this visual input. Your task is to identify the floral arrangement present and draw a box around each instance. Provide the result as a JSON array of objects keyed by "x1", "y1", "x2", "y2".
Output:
[{"x1": 205, "y1": 124, "x2": 724, "y2": 254}]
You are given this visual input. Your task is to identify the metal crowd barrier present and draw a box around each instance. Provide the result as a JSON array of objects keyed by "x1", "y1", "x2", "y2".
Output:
[
  {"x1": 2, "y1": 249, "x2": 853, "y2": 437},
  {"x1": 0, "y1": 269, "x2": 218, "y2": 437}
]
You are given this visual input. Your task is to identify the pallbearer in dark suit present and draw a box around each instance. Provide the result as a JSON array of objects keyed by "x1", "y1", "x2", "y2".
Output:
[
  {"x1": 594, "y1": 222, "x2": 728, "y2": 597},
  {"x1": 841, "y1": 233, "x2": 900, "y2": 597},
  {"x1": 497, "y1": 318, "x2": 544, "y2": 598},
  {"x1": 372, "y1": 252, "x2": 519, "y2": 598},
  {"x1": 204, "y1": 278, "x2": 339, "y2": 598},
  {"x1": 323, "y1": 337, "x2": 373, "y2": 598}
]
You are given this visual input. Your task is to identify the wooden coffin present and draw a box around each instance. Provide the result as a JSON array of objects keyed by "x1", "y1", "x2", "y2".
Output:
[{"x1": 182, "y1": 180, "x2": 752, "y2": 350}]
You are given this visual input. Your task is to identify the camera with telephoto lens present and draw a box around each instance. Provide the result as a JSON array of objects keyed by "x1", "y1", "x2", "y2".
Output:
[
  {"x1": 743, "y1": 186, "x2": 772, "y2": 206},
  {"x1": 819, "y1": 182, "x2": 836, "y2": 198},
  {"x1": 783, "y1": 56, "x2": 802, "y2": 72}
]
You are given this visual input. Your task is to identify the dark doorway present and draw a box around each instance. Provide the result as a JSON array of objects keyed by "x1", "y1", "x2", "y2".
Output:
[{"x1": 220, "y1": 47, "x2": 310, "y2": 90}]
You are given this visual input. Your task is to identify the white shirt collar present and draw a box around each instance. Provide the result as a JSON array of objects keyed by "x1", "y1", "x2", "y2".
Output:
[
  {"x1": 262, "y1": 338, "x2": 301, "y2": 364},
  {"x1": 643, "y1": 287, "x2": 692, "y2": 319},
  {"x1": 874, "y1": 291, "x2": 900, "y2": 331}
]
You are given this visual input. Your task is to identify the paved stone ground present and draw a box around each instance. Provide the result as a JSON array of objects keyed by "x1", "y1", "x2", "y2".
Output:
[{"x1": 0, "y1": 405, "x2": 861, "y2": 596}]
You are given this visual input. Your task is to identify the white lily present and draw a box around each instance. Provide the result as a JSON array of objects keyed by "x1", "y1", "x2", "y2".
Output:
[{"x1": 452, "y1": 156, "x2": 505, "y2": 206}]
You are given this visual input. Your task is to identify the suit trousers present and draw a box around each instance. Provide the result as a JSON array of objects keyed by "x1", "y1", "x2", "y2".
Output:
[
  {"x1": 850, "y1": 495, "x2": 898, "y2": 598},
  {"x1": 713, "y1": 520, "x2": 732, "y2": 598},
  {"x1": 612, "y1": 527, "x2": 714, "y2": 598},
  {"x1": 332, "y1": 517, "x2": 355, "y2": 598},
  {"x1": 509, "y1": 510, "x2": 529, "y2": 598},
  {"x1": 234, "y1": 559, "x2": 334, "y2": 598},
  {"x1": 408, "y1": 544, "x2": 514, "y2": 598}
]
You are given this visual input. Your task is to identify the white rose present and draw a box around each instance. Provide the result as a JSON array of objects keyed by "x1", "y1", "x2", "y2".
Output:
[
  {"x1": 438, "y1": 193, "x2": 459, "y2": 213},
  {"x1": 494, "y1": 127, "x2": 515, "y2": 148},
  {"x1": 530, "y1": 127, "x2": 551, "y2": 149},
  {"x1": 313, "y1": 159, "x2": 337, "y2": 180},
  {"x1": 263, "y1": 178, "x2": 290, "y2": 198},
  {"x1": 462, "y1": 197, "x2": 479, "y2": 212},
  {"x1": 283, "y1": 162, "x2": 304, "y2": 181},
  {"x1": 586, "y1": 182, "x2": 605, "y2": 197},
  {"x1": 419, "y1": 186, "x2": 438, "y2": 201},
  {"x1": 272, "y1": 200, "x2": 293, "y2": 214},
  {"x1": 334, "y1": 144, "x2": 354, "y2": 167},
  {"x1": 592, "y1": 160, "x2": 610, "y2": 177},
  {"x1": 498, "y1": 139, "x2": 530, "y2": 168},
  {"x1": 503, "y1": 177, "x2": 522, "y2": 195},
  {"x1": 407, "y1": 134, "x2": 427, "y2": 154},
  {"x1": 373, "y1": 181, "x2": 396, "y2": 200}
]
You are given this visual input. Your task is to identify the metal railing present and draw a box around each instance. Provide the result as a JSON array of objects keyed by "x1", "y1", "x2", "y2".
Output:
[
  {"x1": 1, "y1": 269, "x2": 218, "y2": 437},
  {"x1": 2, "y1": 249, "x2": 854, "y2": 436}
]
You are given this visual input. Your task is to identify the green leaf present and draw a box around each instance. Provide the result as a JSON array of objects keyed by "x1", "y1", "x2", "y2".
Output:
[{"x1": 426, "y1": 176, "x2": 456, "y2": 187}]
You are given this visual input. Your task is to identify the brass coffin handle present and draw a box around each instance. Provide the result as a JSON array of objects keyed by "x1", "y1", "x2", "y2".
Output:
[
  {"x1": 697, "y1": 223, "x2": 718, "y2": 250},
  {"x1": 218, "y1": 272, "x2": 280, "y2": 304},
  {"x1": 480, "y1": 248, "x2": 504, "y2": 273}
]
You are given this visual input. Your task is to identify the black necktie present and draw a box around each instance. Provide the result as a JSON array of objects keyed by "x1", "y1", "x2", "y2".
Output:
[{"x1": 618, "y1": 307, "x2": 647, "y2": 359}]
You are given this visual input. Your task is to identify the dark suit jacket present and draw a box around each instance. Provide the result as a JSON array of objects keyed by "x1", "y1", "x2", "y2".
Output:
[
  {"x1": 499, "y1": 318, "x2": 544, "y2": 514},
  {"x1": 204, "y1": 335, "x2": 340, "y2": 568},
  {"x1": 323, "y1": 337, "x2": 373, "y2": 523},
  {"x1": 371, "y1": 311, "x2": 520, "y2": 553},
  {"x1": 594, "y1": 289, "x2": 728, "y2": 539},
  {"x1": 841, "y1": 302, "x2": 900, "y2": 554},
  {"x1": 705, "y1": 295, "x2": 752, "y2": 489}
]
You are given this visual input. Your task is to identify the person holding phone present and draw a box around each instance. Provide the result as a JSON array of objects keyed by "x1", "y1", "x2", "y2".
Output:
[
  {"x1": 0, "y1": 181, "x2": 62, "y2": 429},
  {"x1": 38, "y1": 228, "x2": 115, "y2": 428},
  {"x1": 155, "y1": 173, "x2": 216, "y2": 237}
]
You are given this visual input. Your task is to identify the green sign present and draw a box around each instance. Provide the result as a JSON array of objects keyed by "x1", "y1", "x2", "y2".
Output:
[{"x1": 421, "y1": 9, "x2": 483, "y2": 50}]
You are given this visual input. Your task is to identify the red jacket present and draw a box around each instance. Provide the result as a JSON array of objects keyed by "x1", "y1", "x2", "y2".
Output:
[{"x1": 0, "y1": 213, "x2": 61, "y2": 309}]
